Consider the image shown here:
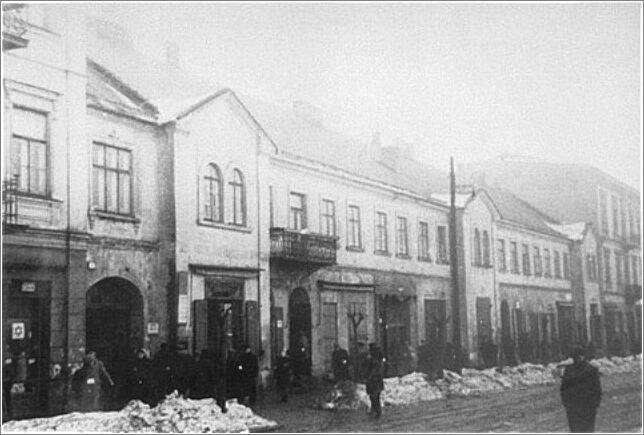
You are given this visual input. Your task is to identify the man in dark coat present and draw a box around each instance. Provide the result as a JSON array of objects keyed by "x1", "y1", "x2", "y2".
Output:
[
  {"x1": 238, "y1": 344, "x2": 259, "y2": 406},
  {"x1": 331, "y1": 343, "x2": 350, "y2": 383},
  {"x1": 191, "y1": 350, "x2": 216, "y2": 399},
  {"x1": 365, "y1": 344, "x2": 384, "y2": 419},
  {"x1": 125, "y1": 348, "x2": 158, "y2": 406},
  {"x1": 560, "y1": 346, "x2": 602, "y2": 433},
  {"x1": 274, "y1": 349, "x2": 291, "y2": 403},
  {"x1": 174, "y1": 343, "x2": 196, "y2": 397},
  {"x1": 71, "y1": 351, "x2": 114, "y2": 412},
  {"x1": 153, "y1": 343, "x2": 176, "y2": 399}
]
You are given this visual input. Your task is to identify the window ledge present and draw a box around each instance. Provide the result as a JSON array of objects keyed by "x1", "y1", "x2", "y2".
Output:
[
  {"x1": 198, "y1": 220, "x2": 253, "y2": 233},
  {"x1": 13, "y1": 192, "x2": 63, "y2": 204},
  {"x1": 90, "y1": 210, "x2": 140, "y2": 224},
  {"x1": 374, "y1": 250, "x2": 391, "y2": 257},
  {"x1": 418, "y1": 257, "x2": 432, "y2": 263},
  {"x1": 346, "y1": 246, "x2": 364, "y2": 253},
  {"x1": 436, "y1": 260, "x2": 450, "y2": 265},
  {"x1": 396, "y1": 253, "x2": 411, "y2": 260}
]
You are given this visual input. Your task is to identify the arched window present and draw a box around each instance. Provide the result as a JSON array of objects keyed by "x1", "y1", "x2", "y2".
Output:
[
  {"x1": 230, "y1": 169, "x2": 246, "y2": 226},
  {"x1": 203, "y1": 164, "x2": 223, "y2": 222},
  {"x1": 474, "y1": 228, "x2": 482, "y2": 266},
  {"x1": 482, "y1": 230, "x2": 490, "y2": 266}
]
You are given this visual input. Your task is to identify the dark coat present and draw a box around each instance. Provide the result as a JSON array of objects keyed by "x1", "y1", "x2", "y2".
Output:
[
  {"x1": 560, "y1": 360, "x2": 602, "y2": 411},
  {"x1": 239, "y1": 351, "x2": 259, "y2": 380},
  {"x1": 125, "y1": 357, "x2": 157, "y2": 405},
  {"x1": 332, "y1": 348, "x2": 350, "y2": 381},
  {"x1": 365, "y1": 357, "x2": 384, "y2": 395},
  {"x1": 192, "y1": 356, "x2": 216, "y2": 399},
  {"x1": 274, "y1": 355, "x2": 291, "y2": 388},
  {"x1": 153, "y1": 349, "x2": 176, "y2": 397}
]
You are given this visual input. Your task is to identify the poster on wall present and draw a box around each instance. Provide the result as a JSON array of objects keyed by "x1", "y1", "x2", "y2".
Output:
[
  {"x1": 178, "y1": 295, "x2": 189, "y2": 324},
  {"x1": 12, "y1": 322, "x2": 25, "y2": 340}
]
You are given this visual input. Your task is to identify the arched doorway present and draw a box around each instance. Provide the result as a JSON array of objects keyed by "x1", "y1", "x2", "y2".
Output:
[
  {"x1": 289, "y1": 287, "x2": 311, "y2": 377},
  {"x1": 86, "y1": 277, "x2": 144, "y2": 388}
]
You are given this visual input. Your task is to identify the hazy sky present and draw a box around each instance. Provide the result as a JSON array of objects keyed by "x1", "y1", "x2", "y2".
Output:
[{"x1": 85, "y1": 2, "x2": 642, "y2": 188}]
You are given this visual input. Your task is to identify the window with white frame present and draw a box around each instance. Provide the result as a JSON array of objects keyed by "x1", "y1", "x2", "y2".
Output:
[
  {"x1": 347, "y1": 205, "x2": 362, "y2": 249},
  {"x1": 396, "y1": 216, "x2": 409, "y2": 257},
  {"x1": 229, "y1": 169, "x2": 246, "y2": 226},
  {"x1": 10, "y1": 107, "x2": 48, "y2": 196},
  {"x1": 321, "y1": 199, "x2": 336, "y2": 236},
  {"x1": 202, "y1": 163, "x2": 223, "y2": 222},
  {"x1": 289, "y1": 192, "x2": 307, "y2": 230},
  {"x1": 375, "y1": 211, "x2": 388, "y2": 253},
  {"x1": 92, "y1": 142, "x2": 132, "y2": 215},
  {"x1": 418, "y1": 221, "x2": 430, "y2": 261},
  {"x1": 497, "y1": 239, "x2": 506, "y2": 271}
]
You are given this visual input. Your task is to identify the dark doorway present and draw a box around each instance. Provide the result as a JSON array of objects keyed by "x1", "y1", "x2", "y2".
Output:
[
  {"x1": 86, "y1": 277, "x2": 144, "y2": 390},
  {"x1": 424, "y1": 299, "x2": 447, "y2": 345},
  {"x1": 557, "y1": 303, "x2": 574, "y2": 358},
  {"x1": 381, "y1": 295, "x2": 411, "y2": 376},
  {"x1": 289, "y1": 288, "x2": 311, "y2": 376}
]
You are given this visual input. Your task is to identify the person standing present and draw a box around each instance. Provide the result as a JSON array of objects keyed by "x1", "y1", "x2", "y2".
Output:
[
  {"x1": 152, "y1": 343, "x2": 175, "y2": 399},
  {"x1": 191, "y1": 350, "x2": 216, "y2": 399},
  {"x1": 71, "y1": 351, "x2": 114, "y2": 412},
  {"x1": 366, "y1": 344, "x2": 384, "y2": 419},
  {"x1": 331, "y1": 343, "x2": 350, "y2": 383},
  {"x1": 560, "y1": 346, "x2": 602, "y2": 433},
  {"x1": 239, "y1": 344, "x2": 259, "y2": 406},
  {"x1": 274, "y1": 349, "x2": 291, "y2": 403},
  {"x1": 125, "y1": 348, "x2": 158, "y2": 406}
]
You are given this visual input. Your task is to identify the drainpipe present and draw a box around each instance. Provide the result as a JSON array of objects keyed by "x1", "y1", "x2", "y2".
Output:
[
  {"x1": 62, "y1": 6, "x2": 72, "y2": 410},
  {"x1": 255, "y1": 130, "x2": 263, "y2": 361}
]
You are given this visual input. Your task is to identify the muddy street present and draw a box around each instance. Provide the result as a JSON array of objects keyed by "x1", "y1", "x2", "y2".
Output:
[{"x1": 255, "y1": 371, "x2": 642, "y2": 433}]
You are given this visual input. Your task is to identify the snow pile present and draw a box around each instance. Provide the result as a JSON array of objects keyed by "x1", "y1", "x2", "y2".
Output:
[
  {"x1": 2, "y1": 392, "x2": 278, "y2": 433},
  {"x1": 318, "y1": 354, "x2": 641, "y2": 410}
]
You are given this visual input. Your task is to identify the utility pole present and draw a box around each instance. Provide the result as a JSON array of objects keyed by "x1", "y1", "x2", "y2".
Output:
[{"x1": 449, "y1": 157, "x2": 462, "y2": 354}]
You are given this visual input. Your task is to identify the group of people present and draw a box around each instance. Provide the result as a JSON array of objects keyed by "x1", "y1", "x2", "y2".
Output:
[{"x1": 70, "y1": 343, "x2": 260, "y2": 413}]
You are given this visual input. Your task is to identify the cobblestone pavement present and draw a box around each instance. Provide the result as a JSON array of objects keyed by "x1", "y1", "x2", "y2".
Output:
[{"x1": 252, "y1": 372, "x2": 642, "y2": 433}]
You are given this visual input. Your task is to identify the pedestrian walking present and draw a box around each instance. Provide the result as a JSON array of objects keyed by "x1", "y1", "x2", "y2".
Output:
[
  {"x1": 560, "y1": 346, "x2": 602, "y2": 433},
  {"x1": 274, "y1": 349, "x2": 291, "y2": 403},
  {"x1": 239, "y1": 344, "x2": 259, "y2": 406},
  {"x1": 331, "y1": 343, "x2": 350, "y2": 382},
  {"x1": 125, "y1": 348, "x2": 158, "y2": 406},
  {"x1": 366, "y1": 343, "x2": 384, "y2": 419},
  {"x1": 71, "y1": 351, "x2": 114, "y2": 412}
]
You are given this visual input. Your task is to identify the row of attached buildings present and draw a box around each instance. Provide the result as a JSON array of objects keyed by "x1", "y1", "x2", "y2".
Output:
[{"x1": 2, "y1": 4, "x2": 642, "y2": 418}]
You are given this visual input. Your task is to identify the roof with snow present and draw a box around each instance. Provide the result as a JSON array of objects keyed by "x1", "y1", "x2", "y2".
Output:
[
  {"x1": 84, "y1": 18, "x2": 449, "y2": 198},
  {"x1": 484, "y1": 187, "x2": 565, "y2": 238},
  {"x1": 546, "y1": 222, "x2": 588, "y2": 241},
  {"x1": 429, "y1": 193, "x2": 474, "y2": 209}
]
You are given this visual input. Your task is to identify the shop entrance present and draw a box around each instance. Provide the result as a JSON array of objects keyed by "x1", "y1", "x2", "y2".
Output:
[
  {"x1": 86, "y1": 277, "x2": 144, "y2": 388},
  {"x1": 381, "y1": 295, "x2": 411, "y2": 376},
  {"x1": 289, "y1": 288, "x2": 311, "y2": 376},
  {"x1": 3, "y1": 280, "x2": 51, "y2": 419}
]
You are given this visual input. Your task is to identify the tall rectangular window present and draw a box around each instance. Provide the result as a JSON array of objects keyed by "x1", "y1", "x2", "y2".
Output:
[
  {"x1": 289, "y1": 192, "x2": 307, "y2": 230},
  {"x1": 396, "y1": 216, "x2": 409, "y2": 257},
  {"x1": 497, "y1": 239, "x2": 507, "y2": 271},
  {"x1": 616, "y1": 253, "x2": 623, "y2": 288},
  {"x1": 633, "y1": 256, "x2": 640, "y2": 286},
  {"x1": 533, "y1": 247, "x2": 542, "y2": 277},
  {"x1": 522, "y1": 244, "x2": 531, "y2": 276},
  {"x1": 92, "y1": 143, "x2": 131, "y2": 215},
  {"x1": 347, "y1": 205, "x2": 362, "y2": 249},
  {"x1": 612, "y1": 195, "x2": 619, "y2": 238},
  {"x1": 437, "y1": 225, "x2": 449, "y2": 264},
  {"x1": 375, "y1": 212, "x2": 388, "y2": 253},
  {"x1": 624, "y1": 254, "x2": 630, "y2": 286},
  {"x1": 599, "y1": 190, "x2": 609, "y2": 235},
  {"x1": 587, "y1": 255, "x2": 597, "y2": 281},
  {"x1": 621, "y1": 200, "x2": 629, "y2": 240},
  {"x1": 544, "y1": 248, "x2": 552, "y2": 277},
  {"x1": 554, "y1": 250, "x2": 562, "y2": 279},
  {"x1": 10, "y1": 107, "x2": 48, "y2": 195},
  {"x1": 563, "y1": 252, "x2": 570, "y2": 279},
  {"x1": 604, "y1": 248, "x2": 612, "y2": 289},
  {"x1": 510, "y1": 242, "x2": 519, "y2": 274},
  {"x1": 320, "y1": 199, "x2": 336, "y2": 236},
  {"x1": 418, "y1": 221, "x2": 430, "y2": 261}
]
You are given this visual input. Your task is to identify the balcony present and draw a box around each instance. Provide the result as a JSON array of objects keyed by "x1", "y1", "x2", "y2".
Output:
[
  {"x1": 2, "y1": 4, "x2": 29, "y2": 51},
  {"x1": 270, "y1": 227, "x2": 337, "y2": 266},
  {"x1": 2, "y1": 176, "x2": 29, "y2": 233}
]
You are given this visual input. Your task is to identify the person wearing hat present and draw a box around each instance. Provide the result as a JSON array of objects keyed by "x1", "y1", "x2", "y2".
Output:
[
  {"x1": 331, "y1": 342, "x2": 350, "y2": 383},
  {"x1": 238, "y1": 343, "x2": 259, "y2": 406},
  {"x1": 365, "y1": 343, "x2": 385, "y2": 419},
  {"x1": 560, "y1": 346, "x2": 602, "y2": 432},
  {"x1": 125, "y1": 348, "x2": 158, "y2": 406}
]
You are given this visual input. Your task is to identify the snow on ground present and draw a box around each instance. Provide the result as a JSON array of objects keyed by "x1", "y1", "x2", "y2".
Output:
[
  {"x1": 2, "y1": 392, "x2": 278, "y2": 433},
  {"x1": 319, "y1": 354, "x2": 642, "y2": 410}
]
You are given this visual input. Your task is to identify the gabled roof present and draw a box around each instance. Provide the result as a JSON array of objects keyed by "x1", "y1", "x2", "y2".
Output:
[
  {"x1": 484, "y1": 187, "x2": 565, "y2": 238},
  {"x1": 546, "y1": 222, "x2": 588, "y2": 241}
]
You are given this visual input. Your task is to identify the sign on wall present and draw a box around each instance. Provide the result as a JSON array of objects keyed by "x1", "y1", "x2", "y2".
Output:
[
  {"x1": 20, "y1": 281, "x2": 36, "y2": 293},
  {"x1": 147, "y1": 322, "x2": 159, "y2": 335},
  {"x1": 11, "y1": 322, "x2": 25, "y2": 340},
  {"x1": 178, "y1": 295, "x2": 189, "y2": 324}
]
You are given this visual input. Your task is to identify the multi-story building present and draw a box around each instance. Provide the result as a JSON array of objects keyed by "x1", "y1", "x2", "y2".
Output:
[{"x1": 467, "y1": 156, "x2": 642, "y2": 356}]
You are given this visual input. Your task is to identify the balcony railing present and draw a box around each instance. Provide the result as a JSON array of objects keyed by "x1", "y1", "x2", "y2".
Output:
[
  {"x1": 2, "y1": 176, "x2": 29, "y2": 232},
  {"x1": 270, "y1": 227, "x2": 337, "y2": 266},
  {"x1": 2, "y1": 4, "x2": 29, "y2": 51}
]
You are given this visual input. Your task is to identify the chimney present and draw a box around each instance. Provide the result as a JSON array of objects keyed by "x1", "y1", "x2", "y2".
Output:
[
  {"x1": 371, "y1": 132, "x2": 382, "y2": 161},
  {"x1": 166, "y1": 42, "x2": 181, "y2": 69}
]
